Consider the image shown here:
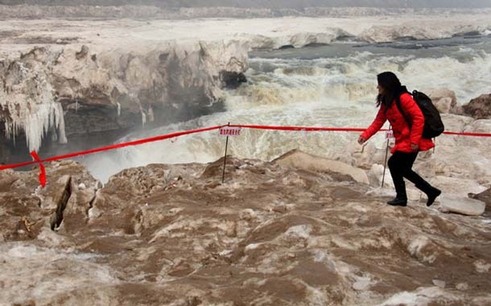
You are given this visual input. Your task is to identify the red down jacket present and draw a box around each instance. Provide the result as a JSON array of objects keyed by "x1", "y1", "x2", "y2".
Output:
[{"x1": 361, "y1": 92, "x2": 435, "y2": 153}]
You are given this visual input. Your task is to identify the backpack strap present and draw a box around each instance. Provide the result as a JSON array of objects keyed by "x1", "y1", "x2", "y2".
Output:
[{"x1": 395, "y1": 93, "x2": 412, "y2": 127}]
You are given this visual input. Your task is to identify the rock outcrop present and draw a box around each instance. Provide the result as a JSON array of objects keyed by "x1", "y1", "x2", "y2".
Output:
[
  {"x1": 0, "y1": 40, "x2": 248, "y2": 158},
  {"x1": 1, "y1": 153, "x2": 490, "y2": 305},
  {"x1": 462, "y1": 94, "x2": 491, "y2": 119},
  {"x1": 426, "y1": 88, "x2": 460, "y2": 114}
]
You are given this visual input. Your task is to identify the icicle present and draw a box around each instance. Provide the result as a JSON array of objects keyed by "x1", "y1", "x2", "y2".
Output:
[
  {"x1": 141, "y1": 109, "x2": 146, "y2": 127},
  {"x1": 22, "y1": 100, "x2": 67, "y2": 151},
  {"x1": 148, "y1": 106, "x2": 154, "y2": 122},
  {"x1": 4, "y1": 121, "x2": 18, "y2": 146},
  {"x1": 21, "y1": 68, "x2": 58, "y2": 151},
  {"x1": 24, "y1": 103, "x2": 52, "y2": 152},
  {"x1": 117, "y1": 102, "x2": 121, "y2": 116},
  {"x1": 51, "y1": 127, "x2": 58, "y2": 142},
  {"x1": 56, "y1": 103, "x2": 67, "y2": 144},
  {"x1": 0, "y1": 59, "x2": 67, "y2": 152}
]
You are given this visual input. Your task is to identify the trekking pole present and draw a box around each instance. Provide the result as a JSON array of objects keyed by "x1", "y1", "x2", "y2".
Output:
[
  {"x1": 221, "y1": 122, "x2": 230, "y2": 184},
  {"x1": 381, "y1": 138, "x2": 390, "y2": 188}
]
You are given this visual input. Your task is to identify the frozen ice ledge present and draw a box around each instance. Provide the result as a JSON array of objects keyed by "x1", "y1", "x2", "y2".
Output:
[{"x1": 0, "y1": 40, "x2": 249, "y2": 154}]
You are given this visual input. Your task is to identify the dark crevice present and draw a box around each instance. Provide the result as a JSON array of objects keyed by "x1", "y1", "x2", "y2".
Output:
[
  {"x1": 50, "y1": 176, "x2": 72, "y2": 231},
  {"x1": 85, "y1": 189, "x2": 98, "y2": 220}
]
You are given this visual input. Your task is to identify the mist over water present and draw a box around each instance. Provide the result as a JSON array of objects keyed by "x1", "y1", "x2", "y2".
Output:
[{"x1": 82, "y1": 35, "x2": 491, "y2": 182}]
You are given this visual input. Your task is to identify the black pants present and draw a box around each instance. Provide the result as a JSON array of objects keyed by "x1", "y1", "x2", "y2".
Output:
[{"x1": 387, "y1": 151, "x2": 434, "y2": 199}]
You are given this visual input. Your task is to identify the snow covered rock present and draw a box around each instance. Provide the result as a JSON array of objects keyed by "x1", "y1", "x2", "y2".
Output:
[{"x1": 439, "y1": 195, "x2": 486, "y2": 216}]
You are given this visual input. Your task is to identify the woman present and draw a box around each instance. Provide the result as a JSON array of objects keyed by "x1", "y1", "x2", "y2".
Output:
[{"x1": 358, "y1": 71, "x2": 441, "y2": 207}]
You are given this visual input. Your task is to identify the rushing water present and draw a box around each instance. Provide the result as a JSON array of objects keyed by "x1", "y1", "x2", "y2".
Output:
[{"x1": 82, "y1": 34, "x2": 491, "y2": 182}]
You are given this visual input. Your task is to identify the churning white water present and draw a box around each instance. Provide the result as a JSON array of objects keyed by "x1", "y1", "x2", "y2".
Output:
[{"x1": 82, "y1": 35, "x2": 491, "y2": 183}]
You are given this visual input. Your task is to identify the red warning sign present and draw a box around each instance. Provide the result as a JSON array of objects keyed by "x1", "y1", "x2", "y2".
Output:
[{"x1": 219, "y1": 126, "x2": 241, "y2": 136}]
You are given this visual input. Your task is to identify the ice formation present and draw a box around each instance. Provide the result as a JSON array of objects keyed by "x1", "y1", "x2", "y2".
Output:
[
  {"x1": 0, "y1": 40, "x2": 249, "y2": 152},
  {"x1": 0, "y1": 55, "x2": 65, "y2": 151}
]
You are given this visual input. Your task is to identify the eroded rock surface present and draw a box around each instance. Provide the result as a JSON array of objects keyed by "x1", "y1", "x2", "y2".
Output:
[
  {"x1": 463, "y1": 94, "x2": 491, "y2": 119},
  {"x1": 1, "y1": 153, "x2": 490, "y2": 305}
]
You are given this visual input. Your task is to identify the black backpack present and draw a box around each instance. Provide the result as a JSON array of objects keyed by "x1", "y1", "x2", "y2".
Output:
[{"x1": 395, "y1": 90, "x2": 445, "y2": 139}]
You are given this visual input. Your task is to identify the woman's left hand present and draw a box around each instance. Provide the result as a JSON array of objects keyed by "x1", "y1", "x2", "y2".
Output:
[{"x1": 410, "y1": 143, "x2": 419, "y2": 152}]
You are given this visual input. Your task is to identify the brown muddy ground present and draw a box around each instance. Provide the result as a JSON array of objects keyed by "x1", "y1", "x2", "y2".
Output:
[{"x1": 1, "y1": 152, "x2": 490, "y2": 305}]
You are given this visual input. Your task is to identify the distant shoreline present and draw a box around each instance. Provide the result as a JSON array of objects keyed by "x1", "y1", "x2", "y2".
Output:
[
  {"x1": 2, "y1": 0, "x2": 491, "y2": 9},
  {"x1": 1, "y1": 5, "x2": 491, "y2": 20}
]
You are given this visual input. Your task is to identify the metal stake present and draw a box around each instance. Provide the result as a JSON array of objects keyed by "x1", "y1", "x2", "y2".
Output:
[{"x1": 221, "y1": 122, "x2": 230, "y2": 183}]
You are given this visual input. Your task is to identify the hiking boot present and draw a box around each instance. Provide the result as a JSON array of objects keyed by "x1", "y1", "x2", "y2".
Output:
[
  {"x1": 426, "y1": 188, "x2": 441, "y2": 207},
  {"x1": 387, "y1": 197, "x2": 407, "y2": 206}
]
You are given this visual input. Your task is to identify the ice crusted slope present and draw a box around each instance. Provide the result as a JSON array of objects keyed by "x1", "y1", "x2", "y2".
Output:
[{"x1": 0, "y1": 40, "x2": 249, "y2": 151}]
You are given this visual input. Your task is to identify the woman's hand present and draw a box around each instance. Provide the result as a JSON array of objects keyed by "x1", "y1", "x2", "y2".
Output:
[{"x1": 410, "y1": 143, "x2": 419, "y2": 152}]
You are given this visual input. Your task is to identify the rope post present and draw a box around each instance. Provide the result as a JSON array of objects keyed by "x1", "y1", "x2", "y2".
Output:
[
  {"x1": 221, "y1": 122, "x2": 230, "y2": 184},
  {"x1": 381, "y1": 138, "x2": 390, "y2": 188}
]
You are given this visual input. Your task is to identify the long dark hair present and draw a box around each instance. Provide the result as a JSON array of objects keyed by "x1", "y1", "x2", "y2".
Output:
[{"x1": 376, "y1": 71, "x2": 406, "y2": 108}]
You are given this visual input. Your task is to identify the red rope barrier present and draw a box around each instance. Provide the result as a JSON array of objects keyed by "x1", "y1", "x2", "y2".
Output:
[
  {"x1": 230, "y1": 124, "x2": 491, "y2": 137},
  {"x1": 229, "y1": 124, "x2": 369, "y2": 133},
  {"x1": 42, "y1": 125, "x2": 223, "y2": 163},
  {"x1": 0, "y1": 125, "x2": 223, "y2": 171},
  {"x1": 441, "y1": 131, "x2": 491, "y2": 137},
  {"x1": 1, "y1": 123, "x2": 490, "y2": 187}
]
